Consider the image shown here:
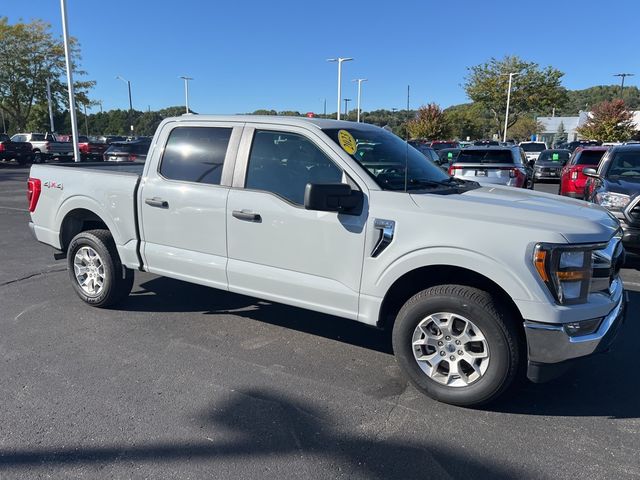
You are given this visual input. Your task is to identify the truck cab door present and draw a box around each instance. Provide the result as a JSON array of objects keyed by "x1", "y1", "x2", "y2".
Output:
[
  {"x1": 138, "y1": 121, "x2": 243, "y2": 289},
  {"x1": 225, "y1": 126, "x2": 368, "y2": 320}
]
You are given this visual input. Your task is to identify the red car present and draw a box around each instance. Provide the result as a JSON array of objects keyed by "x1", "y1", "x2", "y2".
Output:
[{"x1": 559, "y1": 146, "x2": 608, "y2": 198}]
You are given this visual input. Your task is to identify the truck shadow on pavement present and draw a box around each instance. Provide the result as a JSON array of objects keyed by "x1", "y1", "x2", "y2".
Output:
[
  {"x1": 126, "y1": 276, "x2": 640, "y2": 419},
  {"x1": 0, "y1": 387, "x2": 533, "y2": 479}
]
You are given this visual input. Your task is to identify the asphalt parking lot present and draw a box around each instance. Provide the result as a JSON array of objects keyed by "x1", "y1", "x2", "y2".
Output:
[{"x1": 0, "y1": 163, "x2": 638, "y2": 479}]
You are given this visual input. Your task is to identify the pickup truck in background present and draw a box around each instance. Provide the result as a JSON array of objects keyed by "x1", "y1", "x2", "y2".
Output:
[
  {"x1": 0, "y1": 133, "x2": 33, "y2": 164},
  {"x1": 27, "y1": 115, "x2": 627, "y2": 406},
  {"x1": 11, "y1": 132, "x2": 73, "y2": 163},
  {"x1": 77, "y1": 135, "x2": 108, "y2": 161}
]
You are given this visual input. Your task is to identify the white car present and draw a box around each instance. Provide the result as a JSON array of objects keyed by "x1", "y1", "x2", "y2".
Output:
[
  {"x1": 519, "y1": 141, "x2": 548, "y2": 163},
  {"x1": 27, "y1": 116, "x2": 626, "y2": 406}
]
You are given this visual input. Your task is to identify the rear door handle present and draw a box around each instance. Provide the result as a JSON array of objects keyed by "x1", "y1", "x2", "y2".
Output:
[
  {"x1": 232, "y1": 209, "x2": 262, "y2": 223},
  {"x1": 145, "y1": 197, "x2": 169, "y2": 209}
]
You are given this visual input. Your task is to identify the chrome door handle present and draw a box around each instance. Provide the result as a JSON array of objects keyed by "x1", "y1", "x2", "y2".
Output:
[
  {"x1": 145, "y1": 197, "x2": 169, "y2": 209},
  {"x1": 232, "y1": 210, "x2": 262, "y2": 223}
]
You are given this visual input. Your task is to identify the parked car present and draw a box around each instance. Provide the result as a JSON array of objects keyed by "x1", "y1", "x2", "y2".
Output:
[
  {"x1": 519, "y1": 141, "x2": 548, "y2": 164},
  {"x1": 430, "y1": 140, "x2": 459, "y2": 151},
  {"x1": 95, "y1": 135, "x2": 127, "y2": 144},
  {"x1": 565, "y1": 140, "x2": 602, "y2": 153},
  {"x1": 27, "y1": 115, "x2": 626, "y2": 407},
  {"x1": 473, "y1": 140, "x2": 500, "y2": 146},
  {"x1": 408, "y1": 140, "x2": 440, "y2": 164},
  {"x1": 0, "y1": 133, "x2": 33, "y2": 165},
  {"x1": 560, "y1": 146, "x2": 608, "y2": 198},
  {"x1": 436, "y1": 148, "x2": 461, "y2": 170},
  {"x1": 584, "y1": 144, "x2": 640, "y2": 253},
  {"x1": 103, "y1": 139, "x2": 151, "y2": 162},
  {"x1": 77, "y1": 135, "x2": 108, "y2": 161},
  {"x1": 449, "y1": 146, "x2": 533, "y2": 188},
  {"x1": 532, "y1": 149, "x2": 571, "y2": 182},
  {"x1": 10, "y1": 132, "x2": 73, "y2": 163}
]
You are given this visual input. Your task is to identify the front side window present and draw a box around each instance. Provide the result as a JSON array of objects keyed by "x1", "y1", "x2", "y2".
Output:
[
  {"x1": 245, "y1": 130, "x2": 343, "y2": 205},
  {"x1": 606, "y1": 151, "x2": 640, "y2": 177},
  {"x1": 160, "y1": 126, "x2": 232, "y2": 185}
]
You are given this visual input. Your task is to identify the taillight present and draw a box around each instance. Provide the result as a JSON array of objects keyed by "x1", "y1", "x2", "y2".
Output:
[
  {"x1": 129, "y1": 154, "x2": 137, "y2": 161},
  {"x1": 0, "y1": 143, "x2": 4, "y2": 152},
  {"x1": 27, "y1": 178, "x2": 41, "y2": 213},
  {"x1": 448, "y1": 165, "x2": 461, "y2": 175},
  {"x1": 79, "y1": 143, "x2": 89, "y2": 153},
  {"x1": 509, "y1": 168, "x2": 526, "y2": 187}
]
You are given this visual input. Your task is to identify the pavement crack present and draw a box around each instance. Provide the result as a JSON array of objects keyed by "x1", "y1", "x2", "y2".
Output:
[{"x1": 0, "y1": 267, "x2": 67, "y2": 287}]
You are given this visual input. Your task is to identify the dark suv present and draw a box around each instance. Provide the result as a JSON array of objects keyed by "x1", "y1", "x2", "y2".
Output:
[
  {"x1": 584, "y1": 144, "x2": 640, "y2": 252},
  {"x1": 103, "y1": 139, "x2": 151, "y2": 162}
]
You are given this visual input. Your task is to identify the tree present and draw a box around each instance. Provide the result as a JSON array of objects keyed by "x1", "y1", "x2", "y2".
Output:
[
  {"x1": 508, "y1": 117, "x2": 543, "y2": 142},
  {"x1": 559, "y1": 85, "x2": 640, "y2": 115},
  {"x1": 576, "y1": 99, "x2": 637, "y2": 142},
  {"x1": 405, "y1": 103, "x2": 450, "y2": 140},
  {"x1": 464, "y1": 55, "x2": 566, "y2": 139},
  {"x1": 443, "y1": 103, "x2": 492, "y2": 140},
  {"x1": 554, "y1": 121, "x2": 567, "y2": 145},
  {"x1": 0, "y1": 17, "x2": 94, "y2": 133}
]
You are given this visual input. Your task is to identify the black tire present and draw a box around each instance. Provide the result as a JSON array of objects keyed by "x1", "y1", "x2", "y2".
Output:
[
  {"x1": 67, "y1": 229, "x2": 134, "y2": 308},
  {"x1": 392, "y1": 284, "x2": 520, "y2": 407},
  {"x1": 33, "y1": 150, "x2": 42, "y2": 164}
]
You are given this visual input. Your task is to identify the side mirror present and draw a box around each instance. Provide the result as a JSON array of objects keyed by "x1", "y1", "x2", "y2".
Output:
[
  {"x1": 583, "y1": 168, "x2": 599, "y2": 178},
  {"x1": 304, "y1": 183, "x2": 363, "y2": 215}
]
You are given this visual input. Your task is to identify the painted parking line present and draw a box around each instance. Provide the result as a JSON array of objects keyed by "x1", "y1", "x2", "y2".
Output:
[{"x1": 0, "y1": 205, "x2": 28, "y2": 212}]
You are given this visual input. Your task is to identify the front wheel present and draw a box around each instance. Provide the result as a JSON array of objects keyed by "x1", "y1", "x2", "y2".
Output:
[
  {"x1": 392, "y1": 285, "x2": 520, "y2": 407},
  {"x1": 67, "y1": 229, "x2": 134, "y2": 308}
]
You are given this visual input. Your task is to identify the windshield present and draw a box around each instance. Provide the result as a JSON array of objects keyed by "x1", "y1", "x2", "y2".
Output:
[
  {"x1": 575, "y1": 150, "x2": 606, "y2": 165},
  {"x1": 456, "y1": 149, "x2": 514, "y2": 164},
  {"x1": 520, "y1": 143, "x2": 546, "y2": 152},
  {"x1": 606, "y1": 151, "x2": 640, "y2": 177},
  {"x1": 536, "y1": 150, "x2": 570, "y2": 163},
  {"x1": 323, "y1": 127, "x2": 456, "y2": 191}
]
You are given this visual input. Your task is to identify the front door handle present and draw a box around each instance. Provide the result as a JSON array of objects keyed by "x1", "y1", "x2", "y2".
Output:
[
  {"x1": 145, "y1": 197, "x2": 169, "y2": 209},
  {"x1": 232, "y1": 209, "x2": 262, "y2": 223}
]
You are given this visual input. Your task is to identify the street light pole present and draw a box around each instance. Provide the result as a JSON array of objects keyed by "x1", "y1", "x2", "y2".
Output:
[
  {"x1": 60, "y1": 0, "x2": 80, "y2": 162},
  {"x1": 343, "y1": 98, "x2": 351, "y2": 119},
  {"x1": 179, "y1": 76, "x2": 193, "y2": 114},
  {"x1": 116, "y1": 75, "x2": 133, "y2": 135},
  {"x1": 327, "y1": 57, "x2": 353, "y2": 120},
  {"x1": 614, "y1": 73, "x2": 634, "y2": 100},
  {"x1": 46, "y1": 78, "x2": 56, "y2": 132},
  {"x1": 352, "y1": 78, "x2": 367, "y2": 123},
  {"x1": 82, "y1": 103, "x2": 89, "y2": 136},
  {"x1": 502, "y1": 72, "x2": 520, "y2": 142}
]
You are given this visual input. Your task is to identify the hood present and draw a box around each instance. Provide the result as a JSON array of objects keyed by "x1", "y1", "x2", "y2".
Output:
[
  {"x1": 604, "y1": 176, "x2": 640, "y2": 196},
  {"x1": 410, "y1": 185, "x2": 619, "y2": 244}
]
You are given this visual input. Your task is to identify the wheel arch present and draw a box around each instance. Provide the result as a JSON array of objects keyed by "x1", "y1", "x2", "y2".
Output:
[{"x1": 59, "y1": 207, "x2": 111, "y2": 253}]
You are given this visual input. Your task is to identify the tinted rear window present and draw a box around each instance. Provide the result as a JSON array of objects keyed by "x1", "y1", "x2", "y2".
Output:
[
  {"x1": 521, "y1": 143, "x2": 546, "y2": 152},
  {"x1": 575, "y1": 150, "x2": 605, "y2": 165},
  {"x1": 159, "y1": 127, "x2": 232, "y2": 185},
  {"x1": 456, "y1": 149, "x2": 514, "y2": 164},
  {"x1": 431, "y1": 142, "x2": 457, "y2": 150}
]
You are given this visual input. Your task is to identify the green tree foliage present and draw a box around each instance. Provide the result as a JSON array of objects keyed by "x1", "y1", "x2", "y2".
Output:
[
  {"x1": 0, "y1": 17, "x2": 94, "y2": 133},
  {"x1": 465, "y1": 55, "x2": 566, "y2": 139},
  {"x1": 559, "y1": 85, "x2": 640, "y2": 115},
  {"x1": 576, "y1": 100, "x2": 637, "y2": 142},
  {"x1": 443, "y1": 103, "x2": 492, "y2": 140},
  {"x1": 406, "y1": 103, "x2": 450, "y2": 140},
  {"x1": 508, "y1": 117, "x2": 543, "y2": 142},
  {"x1": 554, "y1": 121, "x2": 567, "y2": 145}
]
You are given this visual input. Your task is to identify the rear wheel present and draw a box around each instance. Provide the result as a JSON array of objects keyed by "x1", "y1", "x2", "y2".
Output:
[
  {"x1": 33, "y1": 150, "x2": 43, "y2": 164},
  {"x1": 392, "y1": 285, "x2": 520, "y2": 406},
  {"x1": 67, "y1": 229, "x2": 134, "y2": 308}
]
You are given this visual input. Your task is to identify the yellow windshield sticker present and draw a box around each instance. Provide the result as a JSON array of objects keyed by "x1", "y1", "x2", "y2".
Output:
[{"x1": 338, "y1": 129, "x2": 357, "y2": 155}]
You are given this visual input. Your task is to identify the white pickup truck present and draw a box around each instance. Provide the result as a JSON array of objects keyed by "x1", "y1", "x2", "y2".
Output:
[
  {"x1": 11, "y1": 132, "x2": 73, "y2": 163},
  {"x1": 27, "y1": 115, "x2": 627, "y2": 406}
]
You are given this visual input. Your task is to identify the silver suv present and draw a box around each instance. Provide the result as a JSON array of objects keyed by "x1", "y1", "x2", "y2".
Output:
[{"x1": 448, "y1": 146, "x2": 533, "y2": 188}]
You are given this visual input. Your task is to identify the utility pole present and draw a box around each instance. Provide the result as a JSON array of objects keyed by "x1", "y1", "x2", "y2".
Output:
[
  {"x1": 502, "y1": 72, "x2": 520, "y2": 142},
  {"x1": 352, "y1": 78, "x2": 367, "y2": 123},
  {"x1": 116, "y1": 75, "x2": 133, "y2": 135},
  {"x1": 46, "y1": 79, "x2": 56, "y2": 132},
  {"x1": 343, "y1": 98, "x2": 351, "y2": 119},
  {"x1": 613, "y1": 73, "x2": 634, "y2": 100},
  {"x1": 60, "y1": 0, "x2": 81, "y2": 162},
  {"x1": 179, "y1": 76, "x2": 193, "y2": 114},
  {"x1": 323, "y1": 98, "x2": 326, "y2": 117},
  {"x1": 326, "y1": 57, "x2": 353, "y2": 120}
]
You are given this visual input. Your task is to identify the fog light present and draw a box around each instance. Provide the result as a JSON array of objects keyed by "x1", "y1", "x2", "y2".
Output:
[{"x1": 564, "y1": 318, "x2": 602, "y2": 337}]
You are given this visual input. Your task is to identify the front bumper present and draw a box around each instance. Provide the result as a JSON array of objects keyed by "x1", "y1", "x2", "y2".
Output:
[{"x1": 524, "y1": 278, "x2": 626, "y2": 382}]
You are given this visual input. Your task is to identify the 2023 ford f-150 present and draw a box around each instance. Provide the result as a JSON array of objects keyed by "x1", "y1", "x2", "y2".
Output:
[{"x1": 27, "y1": 116, "x2": 627, "y2": 406}]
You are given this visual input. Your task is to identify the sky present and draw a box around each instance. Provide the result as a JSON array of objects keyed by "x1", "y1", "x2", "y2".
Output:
[{"x1": 4, "y1": 0, "x2": 640, "y2": 115}]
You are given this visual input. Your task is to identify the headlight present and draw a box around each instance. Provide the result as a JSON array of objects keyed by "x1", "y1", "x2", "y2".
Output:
[
  {"x1": 533, "y1": 243, "x2": 599, "y2": 304},
  {"x1": 595, "y1": 192, "x2": 630, "y2": 211}
]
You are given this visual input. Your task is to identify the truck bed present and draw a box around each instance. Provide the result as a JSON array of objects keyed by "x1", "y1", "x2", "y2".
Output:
[{"x1": 45, "y1": 161, "x2": 145, "y2": 175}]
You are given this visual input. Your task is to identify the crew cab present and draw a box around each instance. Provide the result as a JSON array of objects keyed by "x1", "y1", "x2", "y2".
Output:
[
  {"x1": 27, "y1": 116, "x2": 626, "y2": 406},
  {"x1": 560, "y1": 146, "x2": 608, "y2": 198},
  {"x1": 78, "y1": 135, "x2": 108, "y2": 161},
  {"x1": 0, "y1": 133, "x2": 32, "y2": 164},
  {"x1": 11, "y1": 132, "x2": 73, "y2": 163}
]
